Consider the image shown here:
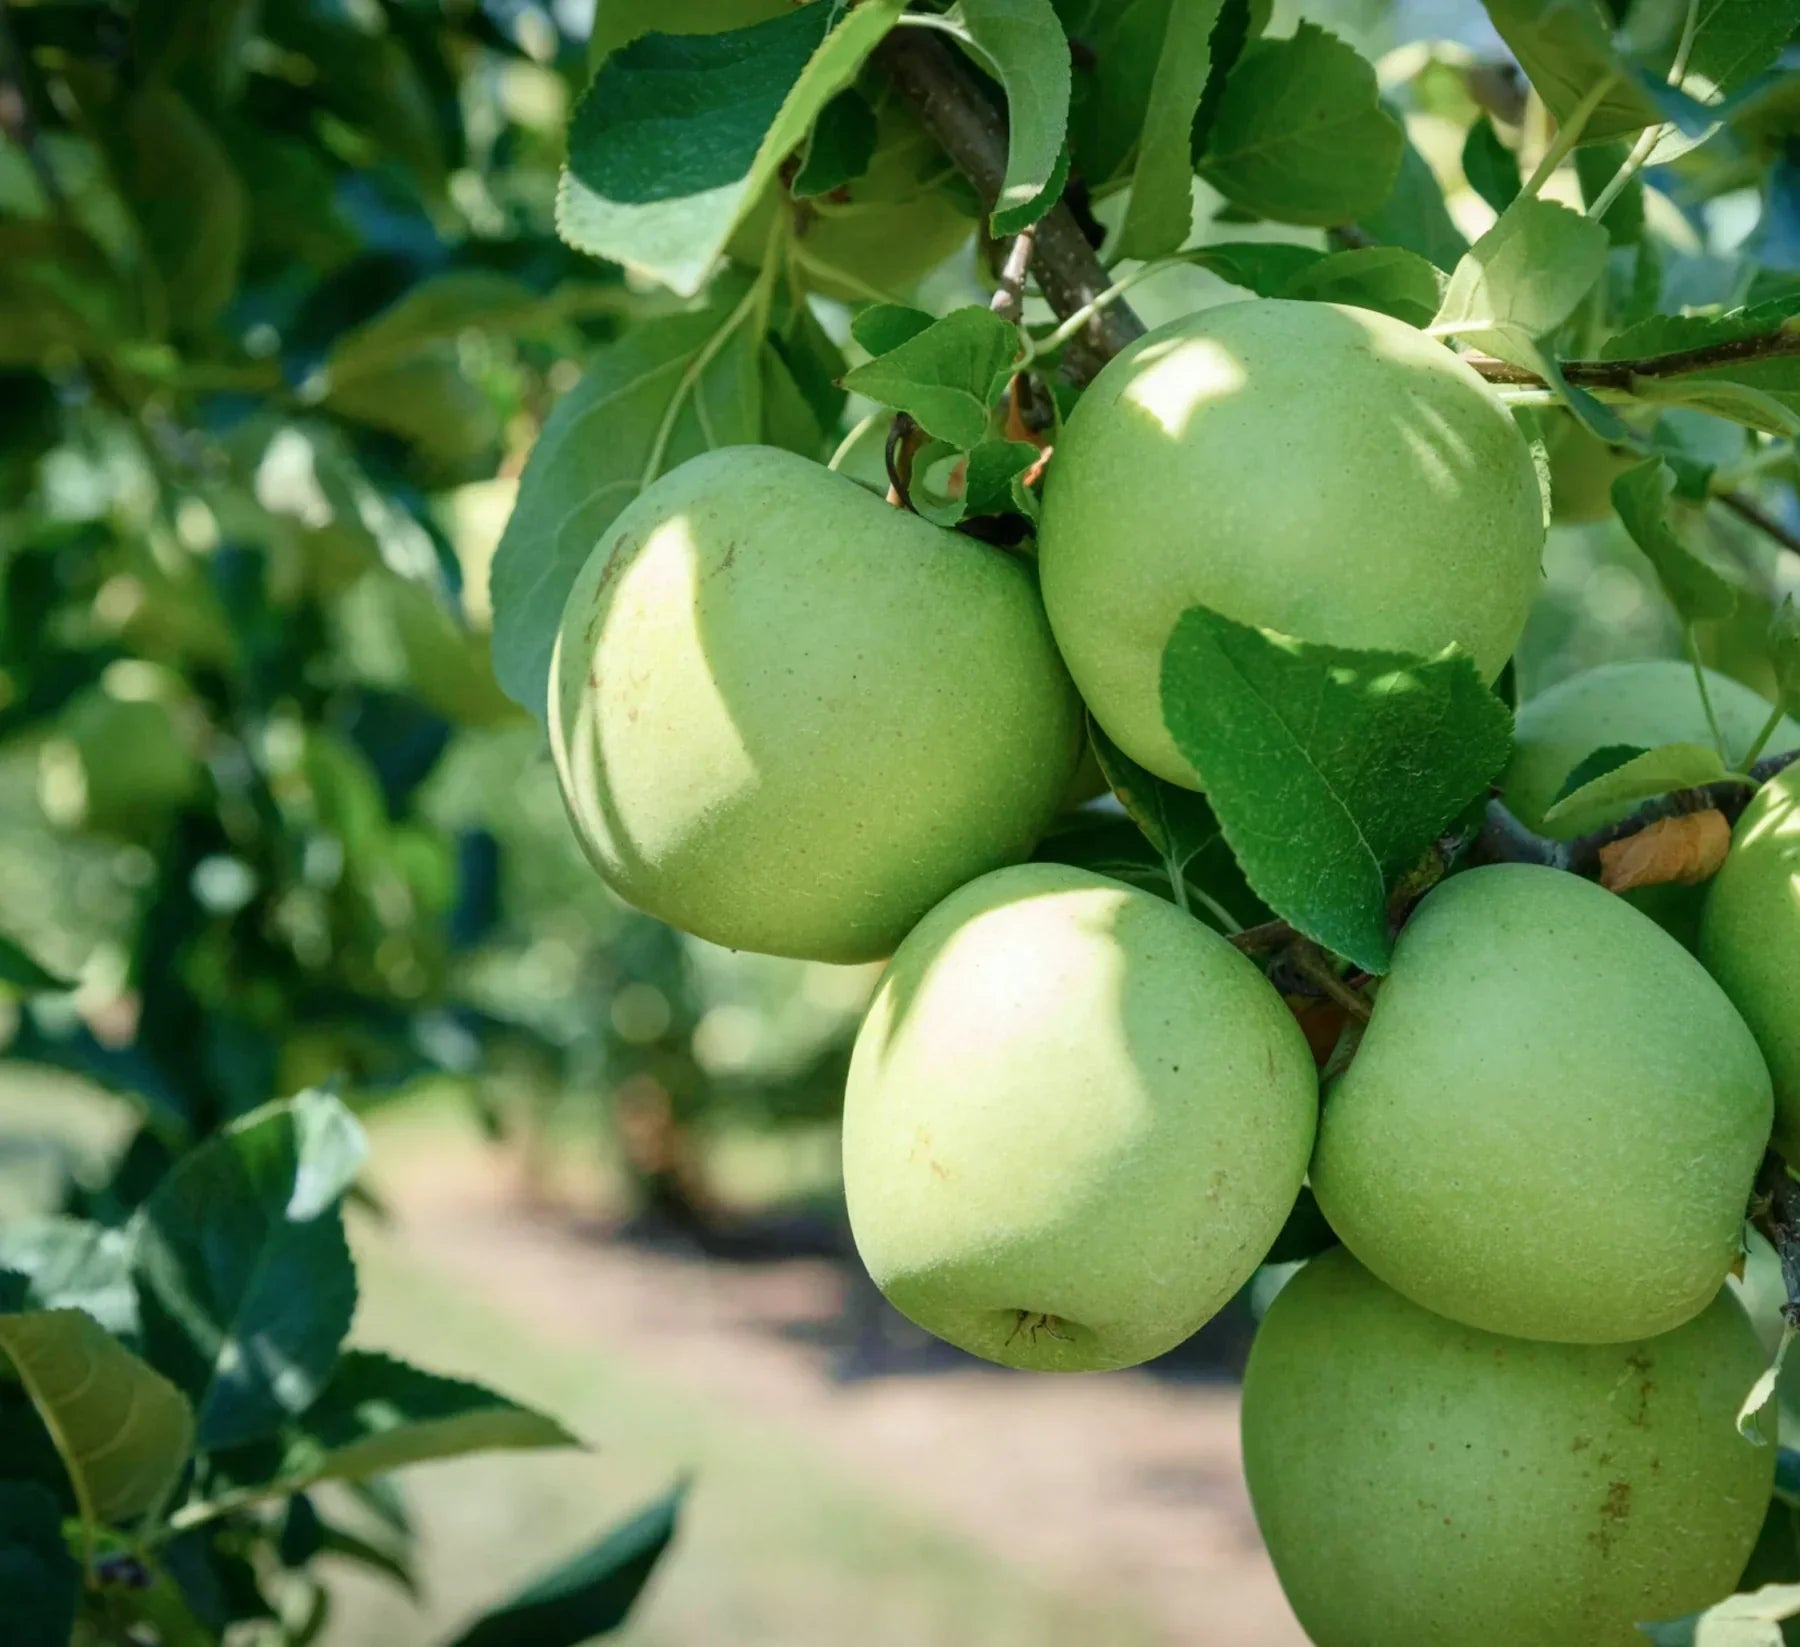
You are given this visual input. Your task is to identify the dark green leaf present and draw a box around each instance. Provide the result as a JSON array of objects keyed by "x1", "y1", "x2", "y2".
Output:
[
  {"x1": 444, "y1": 1482, "x2": 685, "y2": 1647},
  {"x1": 0, "y1": 1482, "x2": 79, "y2": 1647},
  {"x1": 792, "y1": 88, "x2": 879, "y2": 197},
  {"x1": 0, "y1": 934, "x2": 73, "y2": 996},
  {"x1": 958, "y1": 0, "x2": 1073, "y2": 235},
  {"x1": 910, "y1": 438, "x2": 1041, "y2": 526},
  {"x1": 1263, "y1": 1186, "x2": 1337, "y2": 1266},
  {"x1": 1176, "y1": 241, "x2": 1325, "y2": 295},
  {"x1": 1771, "y1": 596, "x2": 1800, "y2": 712},
  {"x1": 1357, "y1": 132, "x2": 1468, "y2": 270},
  {"x1": 204, "y1": 1351, "x2": 578, "y2": 1500},
  {"x1": 1052, "y1": 0, "x2": 1173, "y2": 183},
  {"x1": 560, "y1": 3, "x2": 905, "y2": 295},
  {"x1": 1114, "y1": 0, "x2": 1227, "y2": 259},
  {"x1": 1549, "y1": 743, "x2": 1651, "y2": 805},
  {"x1": 1598, "y1": 299, "x2": 1800, "y2": 435},
  {"x1": 1611, "y1": 458, "x2": 1742, "y2": 622},
  {"x1": 1197, "y1": 24, "x2": 1403, "y2": 226},
  {"x1": 0, "y1": 1310, "x2": 195, "y2": 1528},
  {"x1": 840, "y1": 305, "x2": 1018, "y2": 447},
  {"x1": 132, "y1": 1093, "x2": 365, "y2": 1452},
  {"x1": 1160, "y1": 608, "x2": 1513, "y2": 973},
  {"x1": 1277, "y1": 246, "x2": 1445, "y2": 328},
  {"x1": 1461, "y1": 116, "x2": 1521, "y2": 216},
  {"x1": 851, "y1": 302, "x2": 937, "y2": 357},
  {"x1": 1576, "y1": 140, "x2": 1643, "y2": 244},
  {"x1": 1479, "y1": 0, "x2": 1662, "y2": 143},
  {"x1": 489, "y1": 280, "x2": 765, "y2": 719}
]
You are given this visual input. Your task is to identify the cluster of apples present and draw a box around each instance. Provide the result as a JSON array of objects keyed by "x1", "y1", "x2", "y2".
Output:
[{"x1": 549, "y1": 298, "x2": 1800, "y2": 1644}]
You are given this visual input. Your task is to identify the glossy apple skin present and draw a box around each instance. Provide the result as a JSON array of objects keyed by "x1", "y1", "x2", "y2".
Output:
[
  {"x1": 1242, "y1": 1249, "x2": 1774, "y2": 1647},
  {"x1": 843, "y1": 862, "x2": 1317, "y2": 1371},
  {"x1": 550, "y1": 446, "x2": 1082, "y2": 964},
  {"x1": 1038, "y1": 299, "x2": 1544, "y2": 787}
]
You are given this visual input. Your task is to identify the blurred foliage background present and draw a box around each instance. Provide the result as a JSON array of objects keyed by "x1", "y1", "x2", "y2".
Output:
[{"x1": 4, "y1": 0, "x2": 1800, "y2": 1640}]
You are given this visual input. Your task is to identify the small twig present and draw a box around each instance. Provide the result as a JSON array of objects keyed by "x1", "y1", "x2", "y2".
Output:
[
  {"x1": 1229, "y1": 919, "x2": 1297, "y2": 954},
  {"x1": 1754, "y1": 1153, "x2": 1800, "y2": 1326},
  {"x1": 989, "y1": 224, "x2": 1036, "y2": 326},
  {"x1": 1718, "y1": 489, "x2": 1800, "y2": 563},
  {"x1": 1286, "y1": 942, "x2": 1374, "y2": 1022},
  {"x1": 885, "y1": 412, "x2": 920, "y2": 511},
  {"x1": 1467, "y1": 329, "x2": 1800, "y2": 392},
  {"x1": 1474, "y1": 746, "x2": 1800, "y2": 876},
  {"x1": 874, "y1": 28, "x2": 1144, "y2": 379}
]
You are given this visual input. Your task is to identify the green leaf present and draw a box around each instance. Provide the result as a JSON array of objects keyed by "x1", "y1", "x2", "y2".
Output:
[
  {"x1": 1357, "y1": 131, "x2": 1468, "y2": 270},
  {"x1": 1639, "y1": 1582, "x2": 1800, "y2": 1646},
  {"x1": 204, "y1": 1351, "x2": 578, "y2": 1501},
  {"x1": 792, "y1": 88, "x2": 877, "y2": 198},
  {"x1": 1598, "y1": 300, "x2": 1800, "y2": 435},
  {"x1": 1430, "y1": 197, "x2": 1610, "y2": 371},
  {"x1": 1051, "y1": 0, "x2": 1174, "y2": 183},
  {"x1": 1611, "y1": 458, "x2": 1742, "y2": 623},
  {"x1": 1089, "y1": 719, "x2": 1255, "y2": 934},
  {"x1": 1277, "y1": 246, "x2": 1445, "y2": 329},
  {"x1": 1264, "y1": 1186, "x2": 1338, "y2": 1265},
  {"x1": 489, "y1": 280, "x2": 765, "y2": 719},
  {"x1": 1541, "y1": 742, "x2": 1736, "y2": 834},
  {"x1": 0, "y1": 1219, "x2": 137, "y2": 1340},
  {"x1": 444, "y1": 1482, "x2": 685, "y2": 1647},
  {"x1": 1773, "y1": 597, "x2": 1800, "y2": 713},
  {"x1": 1197, "y1": 23, "x2": 1403, "y2": 227},
  {"x1": 322, "y1": 272, "x2": 559, "y2": 383},
  {"x1": 1159, "y1": 608, "x2": 1513, "y2": 973},
  {"x1": 910, "y1": 438, "x2": 1041, "y2": 526},
  {"x1": 0, "y1": 934, "x2": 73, "y2": 997},
  {"x1": 0, "y1": 1311, "x2": 194, "y2": 1527},
  {"x1": 1461, "y1": 116, "x2": 1521, "y2": 216},
  {"x1": 1479, "y1": 0, "x2": 1663, "y2": 144},
  {"x1": 1113, "y1": 0, "x2": 1227, "y2": 259},
  {"x1": 1739, "y1": 1321, "x2": 1792, "y2": 1445},
  {"x1": 559, "y1": 2, "x2": 905, "y2": 296},
  {"x1": 1550, "y1": 744, "x2": 1651, "y2": 804},
  {"x1": 1177, "y1": 241, "x2": 1325, "y2": 294},
  {"x1": 1576, "y1": 140, "x2": 1643, "y2": 244},
  {"x1": 839, "y1": 305, "x2": 1018, "y2": 448},
  {"x1": 955, "y1": 0, "x2": 1072, "y2": 235},
  {"x1": 851, "y1": 302, "x2": 937, "y2": 357},
  {"x1": 114, "y1": 84, "x2": 247, "y2": 332},
  {"x1": 132, "y1": 1093, "x2": 365, "y2": 1452},
  {"x1": 0, "y1": 1482, "x2": 79, "y2": 1647}
]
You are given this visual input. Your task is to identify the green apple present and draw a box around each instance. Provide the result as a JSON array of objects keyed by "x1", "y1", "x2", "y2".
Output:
[
  {"x1": 1505, "y1": 660, "x2": 1799, "y2": 833},
  {"x1": 1702, "y1": 764, "x2": 1800, "y2": 1158},
  {"x1": 550, "y1": 445, "x2": 1083, "y2": 964},
  {"x1": 1542, "y1": 411, "x2": 1639, "y2": 523},
  {"x1": 1242, "y1": 1248, "x2": 1774, "y2": 1647},
  {"x1": 729, "y1": 92, "x2": 976, "y2": 305},
  {"x1": 1312, "y1": 863, "x2": 1771, "y2": 1343},
  {"x1": 842, "y1": 862, "x2": 1318, "y2": 1371},
  {"x1": 1036, "y1": 299, "x2": 1545, "y2": 787}
]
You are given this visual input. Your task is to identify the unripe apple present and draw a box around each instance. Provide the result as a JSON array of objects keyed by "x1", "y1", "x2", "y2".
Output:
[
  {"x1": 1541, "y1": 411, "x2": 1639, "y2": 523},
  {"x1": 1702, "y1": 764, "x2": 1800, "y2": 1158},
  {"x1": 1505, "y1": 660, "x2": 1799, "y2": 834},
  {"x1": 1037, "y1": 300, "x2": 1545, "y2": 787},
  {"x1": 842, "y1": 862, "x2": 1317, "y2": 1371},
  {"x1": 1312, "y1": 864, "x2": 1771, "y2": 1343},
  {"x1": 1242, "y1": 1248, "x2": 1774, "y2": 1647},
  {"x1": 550, "y1": 446, "x2": 1082, "y2": 964}
]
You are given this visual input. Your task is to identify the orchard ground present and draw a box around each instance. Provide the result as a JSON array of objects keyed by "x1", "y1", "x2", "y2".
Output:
[{"x1": 0, "y1": 1067, "x2": 1300, "y2": 1646}]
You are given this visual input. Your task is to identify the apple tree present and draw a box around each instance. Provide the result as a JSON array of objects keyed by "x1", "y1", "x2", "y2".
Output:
[{"x1": 492, "y1": 0, "x2": 1800, "y2": 1642}]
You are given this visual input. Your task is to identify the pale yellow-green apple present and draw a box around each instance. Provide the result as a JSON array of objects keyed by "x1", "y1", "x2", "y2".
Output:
[
  {"x1": 1241, "y1": 1248, "x2": 1774, "y2": 1647},
  {"x1": 550, "y1": 446, "x2": 1082, "y2": 964},
  {"x1": 728, "y1": 92, "x2": 975, "y2": 304},
  {"x1": 1036, "y1": 300, "x2": 1545, "y2": 787},
  {"x1": 1702, "y1": 764, "x2": 1800, "y2": 1158},
  {"x1": 1541, "y1": 410, "x2": 1640, "y2": 523},
  {"x1": 842, "y1": 862, "x2": 1317, "y2": 1371},
  {"x1": 1311, "y1": 864, "x2": 1771, "y2": 1343},
  {"x1": 1505, "y1": 660, "x2": 1800, "y2": 946},
  {"x1": 1505, "y1": 660, "x2": 1800, "y2": 831}
]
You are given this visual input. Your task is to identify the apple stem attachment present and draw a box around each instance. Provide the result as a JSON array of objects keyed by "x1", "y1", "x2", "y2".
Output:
[
  {"x1": 1752, "y1": 1154, "x2": 1800, "y2": 1328},
  {"x1": 1475, "y1": 746, "x2": 1800, "y2": 878},
  {"x1": 884, "y1": 413, "x2": 922, "y2": 512}
]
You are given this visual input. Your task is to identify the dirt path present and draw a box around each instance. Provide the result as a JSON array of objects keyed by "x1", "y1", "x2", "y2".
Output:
[{"x1": 373, "y1": 1139, "x2": 1308, "y2": 1646}]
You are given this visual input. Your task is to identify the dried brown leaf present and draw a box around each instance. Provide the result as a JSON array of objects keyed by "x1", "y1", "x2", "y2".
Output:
[{"x1": 1598, "y1": 810, "x2": 1731, "y2": 892}]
